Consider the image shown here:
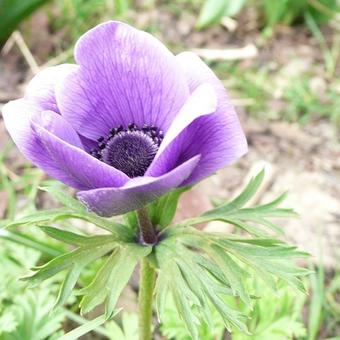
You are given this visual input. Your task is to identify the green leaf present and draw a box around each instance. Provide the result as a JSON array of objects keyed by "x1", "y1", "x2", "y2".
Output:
[
  {"x1": 5, "y1": 208, "x2": 78, "y2": 229},
  {"x1": 177, "y1": 170, "x2": 297, "y2": 237},
  {"x1": 224, "y1": 0, "x2": 246, "y2": 17},
  {"x1": 80, "y1": 243, "x2": 151, "y2": 316},
  {"x1": 0, "y1": 229, "x2": 62, "y2": 257},
  {"x1": 155, "y1": 238, "x2": 248, "y2": 336},
  {"x1": 58, "y1": 314, "x2": 107, "y2": 340},
  {"x1": 123, "y1": 210, "x2": 138, "y2": 233},
  {"x1": 39, "y1": 226, "x2": 88, "y2": 245},
  {"x1": 169, "y1": 261, "x2": 200, "y2": 340},
  {"x1": 154, "y1": 263, "x2": 170, "y2": 322},
  {"x1": 149, "y1": 187, "x2": 189, "y2": 229},
  {"x1": 196, "y1": 0, "x2": 228, "y2": 29},
  {"x1": 308, "y1": 0, "x2": 338, "y2": 23},
  {"x1": 205, "y1": 169, "x2": 265, "y2": 214},
  {"x1": 56, "y1": 265, "x2": 82, "y2": 307},
  {"x1": 39, "y1": 185, "x2": 85, "y2": 212},
  {"x1": 308, "y1": 265, "x2": 325, "y2": 340},
  {"x1": 40, "y1": 226, "x2": 119, "y2": 247},
  {"x1": 106, "y1": 313, "x2": 139, "y2": 340},
  {"x1": 209, "y1": 237, "x2": 310, "y2": 292},
  {"x1": 156, "y1": 219, "x2": 310, "y2": 336},
  {"x1": 196, "y1": 0, "x2": 246, "y2": 29},
  {"x1": 205, "y1": 244, "x2": 251, "y2": 304},
  {"x1": 22, "y1": 234, "x2": 119, "y2": 308},
  {"x1": 6, "y1": 207, "x2": 133, "y2": 240},
  {"x1": 0, "y1": 0, "x2": 52, "y2": 48},
  {"x1": 23, "y1": 240, "x2": 116, "y2": 285}
]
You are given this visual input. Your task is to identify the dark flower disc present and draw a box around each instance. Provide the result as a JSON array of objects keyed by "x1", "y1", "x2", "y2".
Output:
[{"x1": 90, "y1": 124, "x2": 164, "y2": 178}]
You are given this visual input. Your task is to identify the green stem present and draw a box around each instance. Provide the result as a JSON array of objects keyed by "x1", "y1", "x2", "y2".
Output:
[
  {"x1": 138, "y1": 258, "x2": 156, "y2": 340},
  {"x1": 137, "y1": 207, "x2": 157, "y2": 245},
  {"x1": 137, "y1": 207, "x2": 157, "y2": 339}
]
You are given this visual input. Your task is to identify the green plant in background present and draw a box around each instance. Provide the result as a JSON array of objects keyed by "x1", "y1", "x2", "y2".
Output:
[
  {"x1": 196, "y1": 0, "x2": 246, "y2": 29},
  {"x1": 0, "y1": 0, "x2": 52, "y2": 49},
  {"x1": 160, "y1": 295, "x2": 225, "y2": 339},
  {"x1": 261, "y1": 0, "x2": 338, "y2": 36},
  {"x1": 106, "y1": 313, "x2": 139, "y2": 340},
  {"x1": 105, "y1": 276, "x2": 307, "y2": 340},
  {"x1": 324, "y1": 270, "x2": 340, "y2": 337},
  {"x1": 231, "y1": 279, "x2": 307, "y2": 339},
  {"x1": 196, "y1": 0, "x2": 338, "y2": 31},
  {"x1": 49, "y1": 0, "x2": 129, "y2": 51},
  {"x1": 0, "y1": 240, "x2": 65, "y2": 339},
  {"x1": 281, "y1": 76, "x2": 340, "y2": 126}
]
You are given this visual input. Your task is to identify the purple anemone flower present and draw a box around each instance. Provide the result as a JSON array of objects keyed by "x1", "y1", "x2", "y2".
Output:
[{"x1": 2, "y1": 21, "x2": 247, "y2": 217}]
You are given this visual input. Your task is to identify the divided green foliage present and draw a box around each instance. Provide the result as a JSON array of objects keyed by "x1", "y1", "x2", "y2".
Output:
[
  {"x1": 155, "y1": 228, "x2": 309, "y2": 338},
  {"x1": 6, "y1": 185, "x2": 132, "y2": 241},
  {"x1": 155, "y1": 237, "x2": 249, "y2": 339},
  {"x1": 23, "y1": 229, "x2": 120, "y2": 307},
  {"x1": 231, "y1": 278, "x2": 307, "y2": 339},
  {"x1": 0, "y1": 239, "x2": 65, "y2": 339},
  {"x1": 20, "y1": 227, "x2": 150, "y2": 316},
  {"x1": 154, "y1": 171, "x2": 310, "y2": 338},
  {"x1": 177, "y1": 170, "x2": 297, "y2": 237},
  {"x1": 4, "y1": 185, "x2": 151, "y2": 318},
  {"x1": 159, "y1": 276, "x2": 307, "y2": 340},
  {"x1": 2, "y1": 171, "x2": 311, "y2": 339},
  {"x1": 79, "y1": 243, "x2": 151, "y2": 317}
]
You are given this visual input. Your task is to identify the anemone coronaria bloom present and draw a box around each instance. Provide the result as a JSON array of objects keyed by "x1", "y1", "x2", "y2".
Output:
[{"x1": 3, "y1": 21, "x2": 247, "y2": 216}]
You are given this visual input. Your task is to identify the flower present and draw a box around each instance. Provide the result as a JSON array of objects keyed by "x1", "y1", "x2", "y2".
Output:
[{"x1": 2, "y1": 21, "x2": 247, "y2": 217}]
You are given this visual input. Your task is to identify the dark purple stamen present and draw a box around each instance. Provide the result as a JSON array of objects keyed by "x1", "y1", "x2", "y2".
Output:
[{"x1": 89, "y1": 123, "x2": 164, "y2": 178}]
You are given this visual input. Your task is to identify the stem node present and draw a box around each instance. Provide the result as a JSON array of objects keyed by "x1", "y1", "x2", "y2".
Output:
[{"x1": 137, "y1": 207, "x2": 157, "y2": 245}]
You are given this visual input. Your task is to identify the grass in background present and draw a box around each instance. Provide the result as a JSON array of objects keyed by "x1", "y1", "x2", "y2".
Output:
[
  {"x1": 214, "y1": 61, "x2": 340, "y2": 127},
  {"x1": 47, "y1": 0, "x2": 126, "y2": 53},
  {"x1": 29, "y1": 0, "x2": 339, "y2": 128}
]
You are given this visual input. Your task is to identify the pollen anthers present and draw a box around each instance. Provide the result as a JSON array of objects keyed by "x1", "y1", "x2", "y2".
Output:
[{"x1": 90, "y1": 123, "x2": 164, "y2": 178}]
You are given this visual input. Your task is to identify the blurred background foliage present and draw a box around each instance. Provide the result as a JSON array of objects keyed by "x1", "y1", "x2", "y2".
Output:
[
  {"x1": 0, "y1": 0, "x2": 340, "y2": 339},
  {"x1": 1, "y1": 0, "x2": 339, "y2": 126}
]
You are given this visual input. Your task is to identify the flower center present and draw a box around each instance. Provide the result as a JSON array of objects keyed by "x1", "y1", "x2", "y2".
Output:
[{"x1": 90, "y1": 124, "x2": 164, "y2": 178}]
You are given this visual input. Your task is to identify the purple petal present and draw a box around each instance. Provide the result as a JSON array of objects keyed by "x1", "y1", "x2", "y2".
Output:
[
  {"x1": 25, "y1": 64, "x2": 78, "y2": 112},
  {"x1": 56, "y1": 21, "x2": 190, "y2": 140},
  {"x1": 151, "y1": 83, "x2": 217, "y2": 159},
  {"x1": 2, "y1": 99, "x2": 129, "y2": 190},
  {"x1": 77, "y1": 155, "x2": 200, "y2": 216},
  {"x1": 78, "y1": 135, "x2": 98, "y2": 153},
  {"x1": 147, "y1": 52, "x2": 247, "y2": 185},
  {"x1": 34, "y1": 110, "x2": 83, "y2": 148}
]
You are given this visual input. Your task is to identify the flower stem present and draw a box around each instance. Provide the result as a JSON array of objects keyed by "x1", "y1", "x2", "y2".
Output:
[
  {"x1": 138, "y1": 258, "x2": 156, "y2": 340},
  {"x1": 137, "y1": 207, "x2": 157, "y2": 244}
]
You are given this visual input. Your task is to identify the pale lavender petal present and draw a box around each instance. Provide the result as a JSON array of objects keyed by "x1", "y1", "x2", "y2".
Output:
[
  {"x1": 77, "y1": 155, "x2": 200, "y2": 216},
  {"x1": 147, "y1": 52, "x2": 247, "y2": 184},
  {"x1": 150, "y1": 83, "x2": 217, "y2": 159},
  {"x1": 25, "y1": 64, "x2": 78, "y2": 112},
  {"x1": 56, "y1": 21, "x2": 189, "y2": 140},
  {"x1": 35, "y1": 110, "x2": 83, "y2": 148},
  {"x1": 2, "y1": 99, "x2": 129, "y2": 190}
]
